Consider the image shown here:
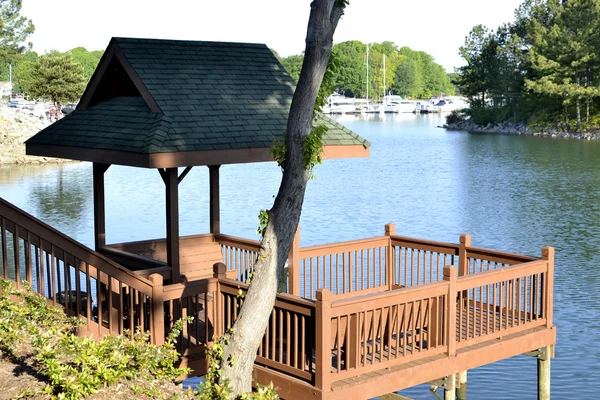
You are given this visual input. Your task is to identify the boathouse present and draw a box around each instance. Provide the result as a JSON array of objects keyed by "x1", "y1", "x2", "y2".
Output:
[{"x1": 0, "y1": 37, "x2": 555, "y2": 399}]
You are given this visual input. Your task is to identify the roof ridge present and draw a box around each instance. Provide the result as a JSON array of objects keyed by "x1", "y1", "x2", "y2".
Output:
[{"x1": 113, "y1": 37, "x2": 268, "y2": 48}]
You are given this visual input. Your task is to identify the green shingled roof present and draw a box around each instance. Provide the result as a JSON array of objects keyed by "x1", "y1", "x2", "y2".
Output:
[{"x1": 27, "y1": 37, "x2": 370, "y2": 164}]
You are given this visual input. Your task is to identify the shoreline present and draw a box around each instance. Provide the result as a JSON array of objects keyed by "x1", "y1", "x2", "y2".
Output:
[{"x1": 444, "y1": 120, "x2": 600, "y2": 140}]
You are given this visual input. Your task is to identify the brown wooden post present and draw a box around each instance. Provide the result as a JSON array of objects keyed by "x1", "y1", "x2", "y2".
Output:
[
  {"x1": 458, "y1": 234, "x2": 471, "y2": 277},
  {"x1": 385, "y1": 223, "x2": 396, "y2": 290},
  {"x1": 542, "y1": 247, "x2": 554, "y2": 328},
  {"x1": 165, "y1": 168, "x2": 180, "y2": 283},
  {"x1": 444, "y1": 265, "x2": 457, "y2": 357},
  {"x1": 93, "y1": 163, "x2": 110, "y2": 250},
  {"x1": 287, "y1": 225, "x2": 300, "y2": 295},
  {"x1": 209, "y1": 165, "x2": 221, "y2": 235},
  {"x1": 213, "y1": 263, "x2": 226, "y2": 337},
  {"x1": 149, "y1": 273, "x2": 165, "y2": 346},
  {"x1": 316, "y1": 288, "x2": 332, "y2": 394}
]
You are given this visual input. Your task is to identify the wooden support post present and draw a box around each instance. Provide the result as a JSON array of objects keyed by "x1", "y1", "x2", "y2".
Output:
[
  {"x1": 458, "y1": 234, "x2": 471, "y2": 277},
  {"x1": 385, "y1": 223, "x2": 396, "y2": 290},
  {"x1": 287, "y1": 225, "x2": 300, "y2": 295},
  {"x1": 538, "y1": 345, "x2": 551, "y2": 400},
  {"x1": 165, "y1": 168, "x2": 180, "y2": 283},
  {"x1": 209, "y1": 165, "x2": 221, "y2": 235},
  {"x1": 457, "y1": 371, "x2": 467, "y2": 400},
  {"x1": 93, "y1": 163, "x2": 110, "y2": 250},
  {"x1": 445, "y1": 373, "x2": 456, "y2": 400},
  {"x1": 444, "y1": 265, "x2": 457, "y2": 357},
  {"x1": 213, "y1": 263, "x2": 226, "y2": 337},
  {"x1": 149, "y1": 273, "x2": 165, "y2": 346},
  {"x1": 542, "y1": 247, "x2": 554, "y2": 328},
  {"x1": 316, "y1": 288, "x2": 332, "y2": 394}
]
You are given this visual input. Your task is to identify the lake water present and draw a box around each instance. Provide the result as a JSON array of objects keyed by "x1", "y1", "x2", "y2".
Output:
[{"x1": 0, "y1": 112, "x2": 598, "y2": 399}]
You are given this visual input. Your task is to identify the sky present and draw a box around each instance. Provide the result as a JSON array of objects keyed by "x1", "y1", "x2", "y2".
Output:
[{"x1": 21, "y1": 0, "x2": 524, "y2": 72}]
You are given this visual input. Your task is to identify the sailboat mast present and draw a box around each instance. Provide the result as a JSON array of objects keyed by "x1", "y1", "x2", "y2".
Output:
[
  {"x1": 383, "y1": 54, "x2": 386, "y2": 98},
  {"x1": 366, "y1": 44, "x2": 369, "y2": 101}
]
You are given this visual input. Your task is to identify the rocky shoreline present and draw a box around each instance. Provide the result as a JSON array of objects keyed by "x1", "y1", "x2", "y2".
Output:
[
  {"x1": 444, "y1": 120, "x2": 600, "y2": 140},
  {"x1": 0, "y1": 108, "x2": 72, "y2": 165}
]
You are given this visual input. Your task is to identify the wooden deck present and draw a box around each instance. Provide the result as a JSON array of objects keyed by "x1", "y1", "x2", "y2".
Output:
[{"x1": 0, "y1": 196, "x2": 556, "y2": 400}]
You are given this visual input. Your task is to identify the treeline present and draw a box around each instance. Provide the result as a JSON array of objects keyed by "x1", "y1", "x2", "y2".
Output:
[
  {"x1": 0, "y1": 0, "x2": 103, "y2": 110},
  {"x1": 0, "y1": 47, "x2": 103, "y2": 94},
  {"x1": 455, "y1": 0, "x2": 600, "y2": 130},
  {"x1": 279, "y1": 40, "x2": 455, "y2": 99}
]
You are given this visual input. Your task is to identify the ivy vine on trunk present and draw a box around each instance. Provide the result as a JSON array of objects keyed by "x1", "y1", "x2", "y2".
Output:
[{"x1": 217, "y1": 0, "x2": 349, "y2": 397}]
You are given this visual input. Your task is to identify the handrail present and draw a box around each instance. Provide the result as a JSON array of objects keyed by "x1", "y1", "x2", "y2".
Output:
[
  {"x1": 0, "y1": 197, "x2": 154, "y2": 293},
  {"x1": 390, "y1": 234, "x2": 460, "y2": 255},
  {"x1": 299, "y1": 236, "x2": 389, "y2": 258},
  {"x1": 456, "y1": 259, "x2": 548, "y2": 290},
  {"x1": 466, "y1": 246, "x2": 538, "y2": 265},
  {"x1": 214, "y1": 233, "x2": 261, "y2": 252}
]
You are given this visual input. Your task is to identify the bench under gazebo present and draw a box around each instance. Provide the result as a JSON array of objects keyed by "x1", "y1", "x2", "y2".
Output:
[{"x1": 26, "y1": 37, "x2": 370, "y2": 285}]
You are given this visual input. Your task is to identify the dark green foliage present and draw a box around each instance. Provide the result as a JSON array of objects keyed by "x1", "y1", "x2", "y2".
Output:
[
  {"x1": 0, "y1": 278, "x2": 191, "y2": 399},
  {"x1": 456, "y1": 0, "x2": 600, "y2": 130},
  {"x1": 27, "y1": 51, "x2": 86, "y2": 107},
  {"x1": 70, "y1": 46, "x2": 103, "y2": 81},
  {"x1": 0, "y1": 0, "x2": 34, "y2": 62},
  {"x1": 279, "y1": 40, "x2": 455, "y2": 100}
]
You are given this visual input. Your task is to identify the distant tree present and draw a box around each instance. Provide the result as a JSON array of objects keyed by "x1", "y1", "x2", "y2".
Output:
[
  {"x1": 11, "y1": 49, "x2": 36, "y2": 92},
  {"x1": 280, "y1": 53, "x2": 304, "y2": 82},
  {"x1": 393, "y1": 58, "x2": 419, "y2": 97},
  {"x1": 0, "y1": 0, "x2": 34, "y2": 62},
  {"x1": 70, "y1": 47, "x2": 102, "y2": 81},
  {"x1": 28, "y1": 51, "x2": 86, "y2": 113}
]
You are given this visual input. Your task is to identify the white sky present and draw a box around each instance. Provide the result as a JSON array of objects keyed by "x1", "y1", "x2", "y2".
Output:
[{"x1": 21, "y1": 0, "x2": 524, "y2": 72}]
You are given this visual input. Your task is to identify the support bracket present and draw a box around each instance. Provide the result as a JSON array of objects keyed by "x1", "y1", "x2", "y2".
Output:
[{"x1": 523, "y1": 345, "x2": 551, "y2": 361}]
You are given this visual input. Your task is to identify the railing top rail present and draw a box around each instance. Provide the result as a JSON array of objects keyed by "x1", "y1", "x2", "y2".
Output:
[
  {"x1": 456, "y1": 259, "x2": 549, "y2": 291},
  {"x1": 389, "y1": 234, "x2": 460, "y2": 255},
  {"x1": 299, "y1": 236, "x2": 389, "y2": 257},
  {"x1": 330, "y1": 280, "x2": 448, "y2": 312},
  {"x1": 218, "y1": 277, "x2": 316, "y2": 311},
  {"x1": 466, "y1": 246, "x2": 538, "y2": 264},
  {"x1": 214, "y1": 233, "x2": 261, "y2": 251},
  {"x1": 0, "y1": 196, "x2": 154, "y2": 294},
  {"x1": 107, "y1": 232, "x2": 216, "y2": 249}
]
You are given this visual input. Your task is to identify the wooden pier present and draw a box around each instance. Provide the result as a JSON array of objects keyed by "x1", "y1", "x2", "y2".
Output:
[
  {"x1": 4, "y1": 37, "x2": 556, "y2": 399},
  {"x1": 0, "y1": 197, "x2": 555, "y2": 399}
]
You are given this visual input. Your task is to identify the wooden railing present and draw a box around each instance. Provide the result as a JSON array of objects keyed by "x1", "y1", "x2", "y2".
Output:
[
  {"x1": 218, "y1": 276, "x2": 317, "y2": 383},
  {"x1": 299, "y1": 236, "x2": 391, "y2": 300},
  {"x1": 0, "y1": 197, "x2": 156, "y2": 340},
  {"x1": 214, "y1": 233, "x2": 260, "y2": 283},
  {"x1": 314, "y1": 250, "x2": 554, "y2": 393}
]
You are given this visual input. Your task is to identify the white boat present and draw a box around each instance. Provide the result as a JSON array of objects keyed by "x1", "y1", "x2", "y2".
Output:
[{"x1": 383, "y1": 95, "x2": 416, "y2": 113}]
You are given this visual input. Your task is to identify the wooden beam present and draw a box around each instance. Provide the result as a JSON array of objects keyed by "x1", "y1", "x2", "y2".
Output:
[
  {"x1": 165, "y1": 168, "x2": 180, "y2": 282},
  {"x1": 93, "y1": 163, "x2": 110, "y2": 250},
  {"x1": 157, "y1": 168, "x2": 166, "y2": 184},
  {"x1": 178, "y1": 166, "x2": 193, "y2": 183},
  {"x1": 378, "y1": 393, "x2": 415, "y2": 400},
  {"x1": 209, "y1": 165, "x2": 220, "y2": 234}
]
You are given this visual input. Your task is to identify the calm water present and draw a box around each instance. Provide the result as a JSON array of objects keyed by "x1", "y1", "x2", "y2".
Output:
[{"x1": 1, "y1": 113, "x2": 598, "y2": 399}]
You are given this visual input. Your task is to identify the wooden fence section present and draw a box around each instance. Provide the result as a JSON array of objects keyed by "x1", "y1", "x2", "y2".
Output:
[
  {"x1": 299, "y1": 236, "x2": 390, "y2": 300},
  {"x1": 0, "y1": 196, "x2": 156, "y2": 340},
  {"x1": 217, "y1": 276, "x2": 317, "y2": 383},
  {"x1": 214, "y1": 233, "x2": 260, "y2": 283}
]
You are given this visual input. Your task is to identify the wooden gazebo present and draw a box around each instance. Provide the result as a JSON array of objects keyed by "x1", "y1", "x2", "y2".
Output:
[
  {"x1": 3, "y1": 37, "x2": 555, "y2": 400},
  {"x1": 26, "y1": 37, "x2": 370, "y2": 284}
]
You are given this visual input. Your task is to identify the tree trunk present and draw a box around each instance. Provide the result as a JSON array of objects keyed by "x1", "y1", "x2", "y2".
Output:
[
  {"x1": 586, "y1": 69, "x2": 591, "y2": 125},
  {"x1": 218, "y1": 1, "x2": 347, "y2": 397}
]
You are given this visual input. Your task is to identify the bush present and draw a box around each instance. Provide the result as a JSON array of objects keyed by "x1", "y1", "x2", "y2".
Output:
[
  {"x1": 0, "y1": 278, "x2": 191, "y2": 399},
  {"x1": 445, "y1": 109, "x2": 468, "y2": 124}
]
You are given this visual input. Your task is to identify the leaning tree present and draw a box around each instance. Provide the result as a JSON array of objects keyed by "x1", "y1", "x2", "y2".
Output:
[{"x1": 217, "y1": 0, "x2": 349, "y2": 396}]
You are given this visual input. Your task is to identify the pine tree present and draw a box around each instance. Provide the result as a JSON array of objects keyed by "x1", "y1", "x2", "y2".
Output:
[{"x1": 27, "y1": 52, "x2": 86, "y2": 114}]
